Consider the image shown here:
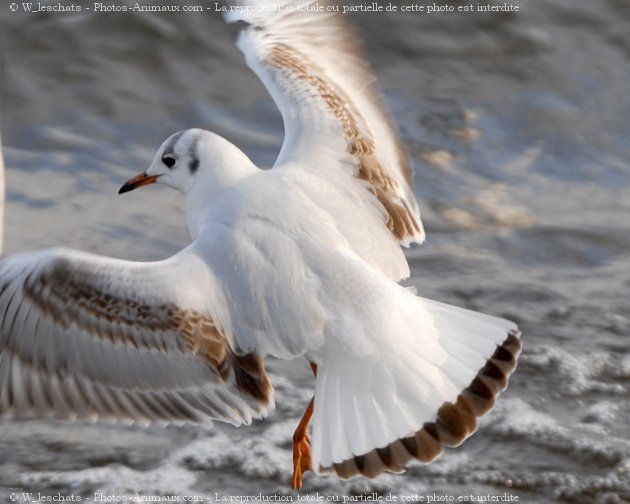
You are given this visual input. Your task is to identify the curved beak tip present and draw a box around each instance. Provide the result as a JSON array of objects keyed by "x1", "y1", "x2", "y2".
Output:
[
  {"x1": 118, "y1": 183, "x2": 134, "y2": 195},
  {"x1": 118, "y1": 173, "x2": 159, "y2": 195}
]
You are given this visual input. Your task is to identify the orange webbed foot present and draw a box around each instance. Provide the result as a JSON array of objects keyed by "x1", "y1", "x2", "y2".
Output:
[
  {"x1": 291, "y1": 364, "x2": 317, "y2": 490},
  {"x1": 292, "y1": 432, "x2": 312, "y2": 490}
]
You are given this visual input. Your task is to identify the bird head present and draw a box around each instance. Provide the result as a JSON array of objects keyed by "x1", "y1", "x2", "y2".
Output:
[
  {"x1": 118, "y1": 129, "x2": 206, "y2": 195},
  {"x1": 119, "y1": 128, "x2": 257, "y2": 200}
]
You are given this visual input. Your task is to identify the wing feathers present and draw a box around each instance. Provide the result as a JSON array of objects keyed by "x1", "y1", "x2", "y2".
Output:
[
  {"x1": 227, "y1": 0, "x2": 424, "y2": 246},
  {"x1": 0, "y1": 248, "x2": 273, "y2": 426}
]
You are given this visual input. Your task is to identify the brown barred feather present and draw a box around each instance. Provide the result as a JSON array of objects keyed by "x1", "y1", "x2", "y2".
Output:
[{"x1": 319, "y1": 330, "x2": 522, "y2": 479}]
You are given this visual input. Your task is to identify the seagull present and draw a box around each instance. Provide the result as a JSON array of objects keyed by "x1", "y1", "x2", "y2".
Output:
[{"x1": 0, "y1": 0, "x2": 521, "y2": 490}]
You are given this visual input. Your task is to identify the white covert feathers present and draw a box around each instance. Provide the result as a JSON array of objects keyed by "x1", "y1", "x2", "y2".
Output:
[{"x1": 0, "y1": 0, "x2": 522, "y2": 488}]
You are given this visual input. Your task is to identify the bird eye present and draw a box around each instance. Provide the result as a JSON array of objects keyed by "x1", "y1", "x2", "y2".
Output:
[{"x1": 162, "y1": 155, "x2": 176, "y2": 169}]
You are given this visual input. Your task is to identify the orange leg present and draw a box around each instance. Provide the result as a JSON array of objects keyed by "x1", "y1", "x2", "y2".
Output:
[{"x1": 292, "y1": 363, "x2": 317, "y2": 490}]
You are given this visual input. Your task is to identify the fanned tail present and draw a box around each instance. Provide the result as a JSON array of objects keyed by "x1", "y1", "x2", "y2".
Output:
[{"x1": 310, "y1": 296, "x2": 522, "y2": 479}]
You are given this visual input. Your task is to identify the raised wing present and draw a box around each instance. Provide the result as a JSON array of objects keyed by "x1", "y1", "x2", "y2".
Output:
[
  {"x1": 0, "y1": 246, "x2": 272, "y2": 425},
  {"x1": 225, "y1": 0, "x2": 424, "y2": 246}
]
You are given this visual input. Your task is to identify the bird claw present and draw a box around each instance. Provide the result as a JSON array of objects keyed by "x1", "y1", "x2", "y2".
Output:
[{"x1": 292, "y1": 434, "x2": 312, "y2": 490}]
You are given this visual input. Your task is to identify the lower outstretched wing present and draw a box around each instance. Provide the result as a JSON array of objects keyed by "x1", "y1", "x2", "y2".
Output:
[{"x1": 0, "y1": 246, "x2": 272, "y2": 425}]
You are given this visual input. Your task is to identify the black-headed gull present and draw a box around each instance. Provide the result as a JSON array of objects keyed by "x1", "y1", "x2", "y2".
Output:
[{"x1": 0, "y1": 0, "x2": 521, "y2": 490}]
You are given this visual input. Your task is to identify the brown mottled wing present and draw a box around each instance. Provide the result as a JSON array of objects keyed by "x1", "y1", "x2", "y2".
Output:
[
  {"x1": 226, "y1": 0, "x2": 424, "y2": 246},
  {"x1": 0, "y1": 247, "x2": 272, "y2": 425}
]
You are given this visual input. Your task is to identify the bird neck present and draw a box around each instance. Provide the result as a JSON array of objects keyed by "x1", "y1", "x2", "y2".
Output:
[{"x1": 186, "y1": 143, "x2": 259, "y2": 240}]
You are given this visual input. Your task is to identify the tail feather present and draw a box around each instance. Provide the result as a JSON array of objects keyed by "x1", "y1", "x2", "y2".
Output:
[{"x1": 310, "y1": 295, "x2": 522, "y2": 480}]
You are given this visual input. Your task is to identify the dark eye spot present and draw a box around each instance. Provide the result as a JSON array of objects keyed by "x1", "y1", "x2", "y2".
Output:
[
  {"x1": 189, "y1": 156, "x2": 199, "y2": 174},
  {"x1": 162, "y1": 155, "x2": 176, "y2": 169}
]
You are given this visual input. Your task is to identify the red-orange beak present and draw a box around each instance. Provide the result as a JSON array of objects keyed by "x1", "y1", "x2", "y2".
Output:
[{"x1": 118, "y1": 173, "x2": 160, "y2": 194}]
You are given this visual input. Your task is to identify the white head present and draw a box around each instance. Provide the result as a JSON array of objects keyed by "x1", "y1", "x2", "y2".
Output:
[{"x1": 119, "y1": 128, "x2": 256, "y2": 196}]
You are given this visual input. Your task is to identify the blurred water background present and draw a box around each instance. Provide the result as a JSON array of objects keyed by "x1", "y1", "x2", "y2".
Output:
[{"x1": 1, "y1": 0, "x2": 629, "y2": 502}]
